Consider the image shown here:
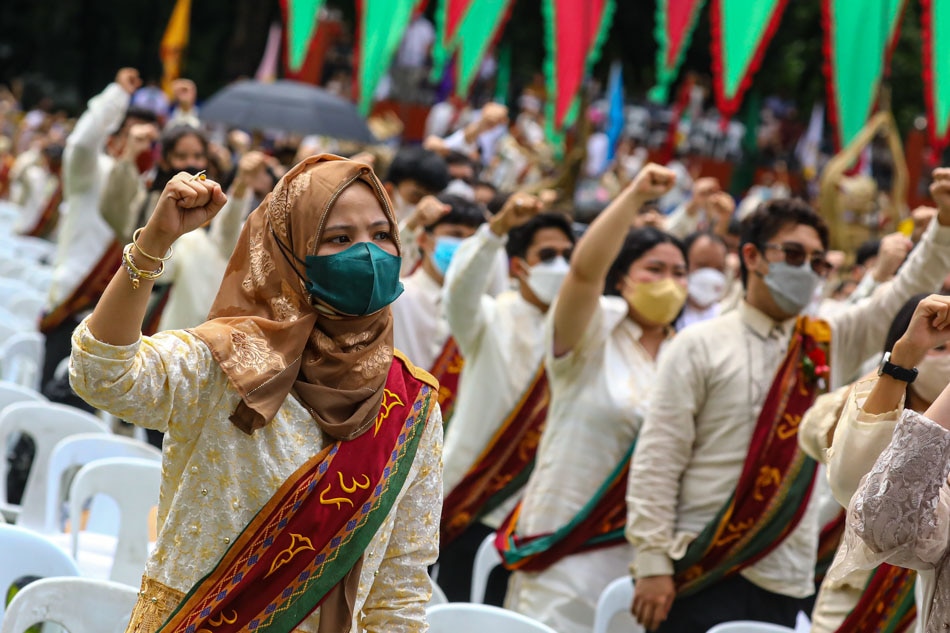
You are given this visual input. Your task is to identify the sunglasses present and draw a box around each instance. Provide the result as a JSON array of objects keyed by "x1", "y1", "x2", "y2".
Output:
[
  {"x1": 537, "y1": 247, "x2": 573, "y2": 263},
  {"x1": 761, "y1": 242, "x2": 831, "y2": 276}
]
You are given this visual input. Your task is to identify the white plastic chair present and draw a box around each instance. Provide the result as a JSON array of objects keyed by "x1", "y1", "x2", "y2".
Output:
[
  {"x1": 65, "y1": 457, "x2": 161, "y2": 586},
  {"x1": 470, "y1": 532, "x2": 503, "y2": 603},
  {"x1": 42, "y1": 433, "x2": 161, "y2": 536},
  {"x1": 0, "y1": 331, "x2": 45, "y2": 391},
  {"x1": 706, "y1": 622, "x2": 796, "y2": 633},
  {"x1": 0, "y1": 524, "x2": 81, "y2": 620},
  {"x1": 593, "y1": 576, "x2": 643, "y2": 633},
  {"x1": 428, "y1": 576, "x2": 448, "y2": 607},
  {"x1": 6, "y1": 293, "x2": 45, "y2": 327},
  {"x1": 426, "y1": 603, "x2": 559, "y2": 633},
  {"x1": 0, "y1": 402, "x2": 109, "y2": 523},
  {"x1": 0, "y1": 576, "x2": 137, "y2": 633},
  {"x1": 0, "y1": 380, "x2": 46, "y2": 410}
]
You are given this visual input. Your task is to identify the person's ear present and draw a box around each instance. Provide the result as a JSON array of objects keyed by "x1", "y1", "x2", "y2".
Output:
[
  {"x1": 417, "y1": 230, "x2": 433, "y2": 254},
  {"x1": 511, "y1": 256, "x2": 529, "y2": 280},
  {"x1": 741, "y1": 242, "x2": 762, "y2": 275}
]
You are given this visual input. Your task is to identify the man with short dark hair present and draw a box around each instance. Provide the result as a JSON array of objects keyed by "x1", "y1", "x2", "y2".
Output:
[
  {"x1": 438, "y1": 199, "x2": 575, "y2": 604},
  {"x1": 384, "y1": 146, "x2": 451, "y2": 222},
  {"x1": 627, "y1": 192, "x2": 950, "y2": 632}
]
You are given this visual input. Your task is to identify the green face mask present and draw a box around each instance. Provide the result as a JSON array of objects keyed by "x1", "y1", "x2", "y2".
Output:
[{"x1": 304, "y1": 242, "x2": 404, "y2": 316}]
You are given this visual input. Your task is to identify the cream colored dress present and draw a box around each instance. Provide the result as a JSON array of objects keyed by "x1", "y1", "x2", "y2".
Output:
[{"x1": 69, "y1": 319, "x2": 442, "y2": 632}]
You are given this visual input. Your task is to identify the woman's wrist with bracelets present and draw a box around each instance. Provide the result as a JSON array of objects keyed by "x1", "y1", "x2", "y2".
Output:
[{"x1": 124, "y1": 227, "x2": 175, "y2": 290}]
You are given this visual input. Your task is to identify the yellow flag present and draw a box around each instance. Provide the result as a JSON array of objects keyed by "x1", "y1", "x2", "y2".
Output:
[{"x1": 160, "y1": 0, "x2": 192, "y2": 95}]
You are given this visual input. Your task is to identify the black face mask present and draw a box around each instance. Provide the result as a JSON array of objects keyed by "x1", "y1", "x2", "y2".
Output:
[{"x1": 151, "y1": 164, "x2": 206, "y2": 191}]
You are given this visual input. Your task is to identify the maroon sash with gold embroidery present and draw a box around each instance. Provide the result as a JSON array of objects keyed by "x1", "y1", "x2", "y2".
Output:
[
  {"x1": 672, "y1": 317, "x2": 829, "y2": 597},
  {"x1": 430, "y1": 336, "x2": 464, "y2": 425},
  {"x1": 816, "y1": 510, "x2": 846, "y2": 585},
  {"x1": 22, "y1": 181, "x2": 62, "y2": 239},
  {"x1": 441, "y1": 365, "x2": 549, "y2": 546},
  {"x1": 836, "y1": 564, "x2": 916, "y2": 633},
  {"x1": 156, "y1": 352, "x2": 437, "y2": 633},
  {"x1": 39, "y1": 240, "x2": 123, "y2": 333}
]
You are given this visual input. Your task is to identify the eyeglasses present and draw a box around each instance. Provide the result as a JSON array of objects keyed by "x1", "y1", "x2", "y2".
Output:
[
  {"x1": 537, "y1": 247, "x2": 573, "y2": 263},
  {"x1": 761, "y1": 242, "x2": 831, "y2": 276}
]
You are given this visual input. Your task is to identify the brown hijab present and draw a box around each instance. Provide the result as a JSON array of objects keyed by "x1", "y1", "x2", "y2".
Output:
[
  {"x1": 190, "y1": 155, "x2": 402, "y2": 632},
  {"x1": 191, "y1": 153, "x2": 401, "y2": 439}
]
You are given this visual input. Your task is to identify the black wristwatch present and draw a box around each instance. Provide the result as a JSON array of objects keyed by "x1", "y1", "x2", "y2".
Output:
[{"x1": 878, "y1": 351, "x2": 918, "y2": 383}]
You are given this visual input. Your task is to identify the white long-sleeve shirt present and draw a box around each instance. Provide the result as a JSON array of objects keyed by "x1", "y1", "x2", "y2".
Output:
[
  {"x1": 626, "y1": 218, "x2": 950, "y2": 598},
  {"x1": 48, "y1": 82, "x2": 130, "y2": 310},
  {"x1": 441, "y1": 225, "x2": 547, "y2": 527}
]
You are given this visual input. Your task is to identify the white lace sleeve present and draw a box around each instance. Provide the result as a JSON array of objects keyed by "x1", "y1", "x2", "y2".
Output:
[{"x1": 827, "y1": 410, "x2": 950, "y2": 584}]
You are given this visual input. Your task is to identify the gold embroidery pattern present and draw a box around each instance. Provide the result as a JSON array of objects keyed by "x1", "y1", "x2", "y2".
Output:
[
  {"x1": 776, "y1": 412, "x2": 803, "y2": 440},
  {"x1": 243, "y1": 233, "x2": 276, "y2": 292},
  {"x1": 713, "y1": 518, "x2": 754, "y2": 547},
  {"x1": 754, "y1": 466, "x2": 781, "y2": 501},
  {"x1": 221, "y1": 327, "x2": 284, "y2": 375},
  {"x1": 265, "y1": 533, "x2": 316, "y2": 579},
  {"x1": 374, "y1": 388, "x2": 404, "y2": 436},
  {"x1": 269, "y1": 293, "x2": 301, "y2": 323},
  {"x1": 319, "y1": 472, "x2": 371, "y2": 509},
  {"x1": 353, "y1": 344, "x2": 392, "y2": 380}
]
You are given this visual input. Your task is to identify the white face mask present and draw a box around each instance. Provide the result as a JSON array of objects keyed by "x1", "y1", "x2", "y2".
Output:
[
  {"x1": 911, "y1": 353, "x2": 950, "y2": 404},
  {"x1": 687, "y1": 267, "x2": 727, "y2": 308},
  {"x1": 525, "y1": 256, "x2": 570, "y2": 305}
]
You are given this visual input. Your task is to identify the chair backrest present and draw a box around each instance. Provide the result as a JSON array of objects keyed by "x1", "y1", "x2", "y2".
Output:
[
  {"x1": 0, "y1": 524, "x2": 81, "y2": 620},
  {"x1": 68, "y1": 457, "x2": 162, "y2": 586},
  {"x1": 44, "y1": 433, "x2": 161, "y2": 535},
  {"x1": 0, "y1": 380, "x2": 46, "y2": 411},
  {"x1": 0, "y1": 575, "x2": 137, "y2": 633},
  {"x1": 428, "y1": 576, "x2": 448, "y2": 607},
  {"x1": 0, "y1": 331, "x2": 45, "y2": 391},
  {"x1": 593, "y1": 576, "x2": 643, "y2": 633},
  {"x1": 426, "y1": 603, "x2": 559, "y2": 633},
  {"x1": 471, "y1": 532, "x2": 503, "y2": 603},
  {"x1": 0, "y1": 402, "x2": 109, "y2": 525},
  {"x1": 705, "y1": 622, "x2": 797, "y2": 633},
  {"x1": 6, "y1": 293, "x2": 45, "y2": 327}
]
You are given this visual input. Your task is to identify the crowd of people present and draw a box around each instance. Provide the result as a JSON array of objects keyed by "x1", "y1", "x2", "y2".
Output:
[{"x1": 4, "y1": 63, "x2": 950, "y2": 633}]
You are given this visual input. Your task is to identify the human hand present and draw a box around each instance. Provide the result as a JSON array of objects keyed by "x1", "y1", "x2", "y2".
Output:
[
  {"x1": 406, "y1": 195, "x2": 451, "y2": 231},
  {"x1": 891, "y1": 294, "x2": 950, "y2": 368},
  {"x1": 627, "y1": 163, "x2": 677, "y2": 204},
  {"x1": 141, "y1": 172, "x2": 227, "y2": 252},
  {"x1": 490, "y1": 193, "x2": 543, "y2": 236},
  {"x1": 480, "y1": 102, "x2": 509, "y2": 130},
  {"x1": 708, "y1": 191, "x2": 735, "y2": 227},
  {"x1": 171, "y1": 78, "x2": 198, "y2": 109},
  {"x1": 872, "y1": 232, "x2": 913, "y2": 282},
  {"x1": 686, "y1": 177, "x2": 720, "y2": 216},
  {"x1": 631, "y1": 575, "x2": 675, "y2": 631},
  {"x1": 115, "y1": 68, "x2": 142, "y2": 95},
  {"x1": 931, "y1": 169, "x2": 950, "y2": 225},
  {"x1": 122, "y1": 123, "x2": 159, "y2": 162}
]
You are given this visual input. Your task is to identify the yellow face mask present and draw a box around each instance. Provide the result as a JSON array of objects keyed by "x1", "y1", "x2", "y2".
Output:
[{"x1": 622, "y1": 277, "x2": 688, "y2": 325}]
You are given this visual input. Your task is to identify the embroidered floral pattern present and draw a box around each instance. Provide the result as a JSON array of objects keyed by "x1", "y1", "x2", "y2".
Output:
[
  {"x1": 221, "y1": 323, "x2": 285, "y2": 375},
  {"x1": 243, "y1": 233, "x2": 276, "y2": 292},
  {"x1": 352, "y1": 344, "x2": 392, "y2": 380}
]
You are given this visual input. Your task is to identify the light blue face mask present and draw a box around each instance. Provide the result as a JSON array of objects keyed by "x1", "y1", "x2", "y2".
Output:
[{"x1": 431, "y1": 236, "x2": 464, "y2": 275}]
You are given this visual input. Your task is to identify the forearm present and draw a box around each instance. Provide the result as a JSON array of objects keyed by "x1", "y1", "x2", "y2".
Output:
[
  {"x1": 443, "y1": 226, "x2": 499, "y2": 350},
  {"x1": 86, "y1": 227, "x2": 173, "y2": 346}
]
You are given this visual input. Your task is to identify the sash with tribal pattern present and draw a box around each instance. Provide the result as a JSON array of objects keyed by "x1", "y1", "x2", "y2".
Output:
[
  {"x1": 441, "y1": 365, "x2": 549, "y2": 546},
  {"x1": 495, "y1": 442, "x2": 634, "y2": 572},
  {"x1": 835, "y1": 564, "x2": 916, "y2": 633},
  {"x1": 156, "y1": 352, "x2": 437, "y2": 633},
  {"x1": 672, "y1": 317, "x2": 829, "y2": 598},
  {"x1": 430, "y1": 336, "x2": 464, "y2": 426},
  {"x1": 39, "y1": 240, "x2": 123, "y2": 333}
]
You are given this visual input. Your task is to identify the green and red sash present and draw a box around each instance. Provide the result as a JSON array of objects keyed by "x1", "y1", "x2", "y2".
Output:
[
  {"x1": 430, "y1": 336, "x2": 464, "y2": 426},
  {"x1": 836, "y1": 564, "x2": 916, "y2": 633},
  {"x1": 816, "y1": 510, "x2": 847, "y2": 586},
  {"x1": 22, "y1": 181, "x2": 61, "y2": 239},
  {"x1": 673, "y1": 317, "x2": 830, "y2": 598},
  {"x1": 441, "y1": 365, "x2": 549, "y2": 547},
  {"x1": 156, "y1": 352, "x2": 437, "y2": 633},
  {"x1": 494, "y1": 441, "x2": 635, "y2": 572},
  {"x1": 39, "y1": 240, "x2": 123, "y2": 333}
]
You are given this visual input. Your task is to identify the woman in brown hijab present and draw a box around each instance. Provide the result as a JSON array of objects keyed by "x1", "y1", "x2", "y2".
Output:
[{"x1": 70, "y1": 155, "x2": 443, "y2": 633}]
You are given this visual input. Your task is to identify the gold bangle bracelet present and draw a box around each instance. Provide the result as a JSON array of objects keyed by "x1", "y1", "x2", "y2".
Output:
[
  {"x1": 132, "y1": 228, "x2": 174, "y2": 262},
  {"x1": 122, "y1": 243, "x2": 164, "y2": 290}
]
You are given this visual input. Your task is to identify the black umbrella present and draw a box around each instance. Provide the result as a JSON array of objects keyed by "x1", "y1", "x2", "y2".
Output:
[{"x1": 199, "y1": 79, "x2": 377, "y2": 144}]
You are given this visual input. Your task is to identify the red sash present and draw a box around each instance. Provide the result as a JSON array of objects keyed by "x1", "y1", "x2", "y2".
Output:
[
  {"x1": 430, "y1": 336, "x2": 464, "y2": 425},
  {"x1": 22, "y1": 181, "x2": 62, "y2": 239},
  {"x1": 158, "y1": 352, "x2": 438, "y2": 633},
  {"x1": 39, "y1": 240, "x2": 123, "y2": 333},
  {"x1": 673, "y1": 317, "x2": 829, "y2": 597},
  {"x1": 836, "y1": 564, "x2": 916, "y2": 633},
  {"x1": 441, "y1": 365, "x2": 549, "y2": 546}
]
